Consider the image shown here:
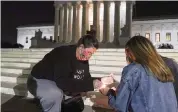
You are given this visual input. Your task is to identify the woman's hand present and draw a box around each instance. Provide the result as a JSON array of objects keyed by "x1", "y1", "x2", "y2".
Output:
[
  {"x1": 99, "y1": 86, "x2": 110, "y2": 96},
  {"x1": 99, "y1": 86, "x2": 117, "y2": 96}
]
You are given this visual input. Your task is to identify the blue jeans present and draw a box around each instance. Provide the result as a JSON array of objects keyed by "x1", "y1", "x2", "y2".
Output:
[{"x1": 27, "y1": 75, "x2": 64, "y2": 112}]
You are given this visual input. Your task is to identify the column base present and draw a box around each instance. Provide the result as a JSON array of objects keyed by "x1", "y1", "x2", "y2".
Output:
[
  {"x1": 99, "y1": 42, "x2": 120, "y2": 48},
  {"x1": 118, "y1": 37, "x2": 130, "y2": 46},
  {"x1": 69, "y1": 41, "x2": 77, "y2": 45}
]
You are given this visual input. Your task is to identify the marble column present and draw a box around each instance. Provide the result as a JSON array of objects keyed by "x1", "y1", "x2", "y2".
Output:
[
  {"x1": 75, "y1": 2, "x2": 81, "y2": 42},
  {"x1": 81, "y1": 1, "x2": 89, "y2": 36},
  {"x1": 113, "y1": 1, "x2": 121, "y2": 44},
  {"x1": 59, "y1": 4, "x2": 64, "y2": 42},
  {"x1": 126, "y1": 1, "x2": 133, "y2": 38},
  {"x1": 93, "y1": 1, "x2": 100, "y2": 41},
  {"x1": 54, "y1": 5, "x2": 60, "y2": 42},
  {"x1": 67, "y1": 3, "x2": 72, "y2": 43},
  {"x1": 102, "y1": 1, "x2": 110, "y2": 43},
  {"x1": 71, "y1": 2, "x2": 81, "y2": 43},
  {"x1": 63, "y1": 3, "x2": 68, "y2": 42},
  {"x1": 71, "y1": 2, "x2": 76, "y2": 43}
]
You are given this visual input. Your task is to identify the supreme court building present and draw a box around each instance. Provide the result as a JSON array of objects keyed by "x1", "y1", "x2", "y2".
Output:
[{"x1": 17, "y1": 1, "x2": 178, "y2": 49}]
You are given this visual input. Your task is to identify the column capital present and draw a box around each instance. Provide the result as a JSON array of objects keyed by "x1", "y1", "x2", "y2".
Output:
[
  {"x1": 126, "y1": 1, "x2": 134, "y2": 5},
  {"x1": 81, "y1": 1, "x2": 90, "y2": 9},
  {"x1": 67, "y1": 3, "x2": 72, "y2": 9},
  {"x1": 55, "y1": 6, "x2": 60, "y2": 10},
  {"x1": 63, "y1": 3, "x2": 68, "y2": 7},
  {"x1": 132, "y1": 1, "x2": 136, "y2": 5},
  {"x1": 114, "y1": 1, "x2": 121, "y2": 5},
  {"x1": 81, "y1": 1, "x2": 89, "y2": 5},
  {"x1": 92, "y1": 1, "x2": 101, "y2": 4},
  {"x1": 103, "y1": 1, "x2": 111, "y2": 5},
  {"x1": 76, "y1": 2, "x2": 81, "y2": 9},
  {"x1": 57, "y1": 4, "x2": 64, "y2": 8},
  {"x1": 71, "y1": 1, "x2": 81, "y2": 6},
  {"x1": 66, "y1": 2, "x2": 72, "y2": 7},
  {"x1": 54, "y1": 4, "x2": 60, "y2": 10}
]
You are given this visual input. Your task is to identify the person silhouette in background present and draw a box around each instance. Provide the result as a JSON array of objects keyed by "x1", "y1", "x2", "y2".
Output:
[
  {"x1": 99, "y1": 36, "x2": 178, "y2": 112},
  {"x1": 158, "y1": 43, "x2": 178, "y2": 102}
]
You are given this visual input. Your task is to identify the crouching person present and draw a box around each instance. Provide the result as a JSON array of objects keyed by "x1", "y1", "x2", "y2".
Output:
[{"x1": 27, "y1": 34, "x2": 99, "y2": 112}]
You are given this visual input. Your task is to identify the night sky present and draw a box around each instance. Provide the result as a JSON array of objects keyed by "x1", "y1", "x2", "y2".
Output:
[{"x1": 1, "y1": 1, "x2": 178, "y2": 44}]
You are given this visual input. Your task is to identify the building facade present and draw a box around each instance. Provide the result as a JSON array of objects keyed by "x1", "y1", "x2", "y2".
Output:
[
  {"x1": 17, "y1": 18, "x2": 178, "y2": 49},
  {"x1": 132, "y1": 18, "x2": 178, "y2": 48}
]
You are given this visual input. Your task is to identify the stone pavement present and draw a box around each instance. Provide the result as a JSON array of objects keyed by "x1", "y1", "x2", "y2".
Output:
[{"x1": 1, "y1": 93, "x2": 114, "y2": 112}]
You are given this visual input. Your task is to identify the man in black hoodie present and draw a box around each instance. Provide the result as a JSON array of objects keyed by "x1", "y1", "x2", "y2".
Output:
[{"x1": 27, "y1": 34, "x2": 99, "y2": 112}]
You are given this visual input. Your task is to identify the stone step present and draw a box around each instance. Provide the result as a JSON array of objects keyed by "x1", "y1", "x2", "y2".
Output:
[
  {"x1": 2, "y1": 50, "x2": 178, "y2": 56},
  {"x1": 2, "y1": 48, "x2": 178, "y2": 52},
  {"x1": 1, "y1": 67, "x2": 31, "y2": 75},
  {"x1": 94, "y1": 60, "x2": 127, "y2": 66},
  {"x1": 1, "y1": 72, "x2": 28, "y2": 78},
  {"x1": 1, "y1": 62, "x2": 123, "y2": 72},
  {"x1": 1, "y1": 81, "x2": 34, "y2": 98},
  {"x1": 0, "y1": 79, "x2": 120, "y2": 98},
  {"x1": 0, "y1": 55, "x2": 124, "y2": 61},
  {"x1": 2, "y1": 51, "x2": 178, "y2": 58},
  {"x1": 1, "y1": 60, "x2": 127, "y2": 67},
  {"x1": 1, "y1": 58, "x2": 42, "y2": 63},
  {"x1": 1, "y1": 62, "x2": 36, "y2": 68},
  {"x1": 1, "y1": 70, "x2": 120, "y2": 87},
  {"x1": 2, "y1": 56, "x2": 177, "y2": 65},
  {"x1": 1, "y1": 75, "x2": 27, "y2": 84},
  {"x1": 159, "y1": 53, "x2": 178, "y2": 57},
  {"x1": 1, "y1": 60, "x2": 126, "y2": 68},
  {"x1": 0, "y1": 81, "x2": 109, "y2": 107},
  {"x1": 1, "y1": 65, "x2": 123, "y2": 75},
  {"x1": 1, "y1": 48, "x2": 53, "y2": 52},
  {"x1": 1, "y1": 66, "x2": 122, "y2": 79},
  {"x1": 0, "y1": 73, "x2": 121, "y2": 86},
  {"x1": 1, "y1": 54, "x2": 45, "y2": 59},
  {"x1": 0, "y1": 49, "x2": 125, "y2": 53},
  {"x1": 90, "y1": 65, "x2": 123, "y2": 73},
  {"x1": 1, "y1": 48, "x2": 125, "y2": 52},
  {"x1": 2, "y1": 54, "x2": 178, "y2": 62},
  {"x1": 1, "y1": 52, "x2": 126, "y2": 57},
  {"x1": 1, "y1": 73, "x2": 28, "y2": 84},
  {"x1": 1, "y1": 56, "x2": 127, "y2": 63}
]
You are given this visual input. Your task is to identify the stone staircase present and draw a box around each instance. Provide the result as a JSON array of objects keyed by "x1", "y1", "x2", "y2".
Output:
[{"x1": 1, "y1": 48, "x2": 178, "y2": 107}]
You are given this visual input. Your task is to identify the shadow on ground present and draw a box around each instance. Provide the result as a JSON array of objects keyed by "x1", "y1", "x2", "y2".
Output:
[
  {"x1": 1, "y1": 94, "x2": 41, "y2": 112},
  {"x1": 1, "y1": 93, "x2": 114, "y2": 112}
]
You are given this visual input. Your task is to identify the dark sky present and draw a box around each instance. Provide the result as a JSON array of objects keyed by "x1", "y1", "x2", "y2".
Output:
[
  {"x1": 1, "y1": 1, "x2": 54, "y2": 43},
  {"x1": 1, "y1": 1, "x2": 178, "y2": 44}
]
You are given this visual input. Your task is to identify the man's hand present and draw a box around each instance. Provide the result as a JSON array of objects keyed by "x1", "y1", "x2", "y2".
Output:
[
  {"x1": 93, "y1": 79, "x2": 103, "y2": 89},
  {"x1": 101, "y1": 74, "x2": 114, "y2": 85}
]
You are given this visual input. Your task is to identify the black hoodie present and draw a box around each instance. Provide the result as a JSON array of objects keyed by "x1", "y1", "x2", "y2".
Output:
[{"x1": 31, "y1": 45, "x2": 94, "y2": 93}]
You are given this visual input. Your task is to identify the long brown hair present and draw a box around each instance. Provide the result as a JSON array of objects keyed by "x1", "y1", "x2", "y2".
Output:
[{"x1": 125, "y1": 36, "x2": 174, "y2": 82}]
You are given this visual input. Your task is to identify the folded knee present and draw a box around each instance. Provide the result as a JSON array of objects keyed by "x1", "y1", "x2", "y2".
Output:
[{"x1": 41, "y1": 89, "x2": 64, "y2": 104}]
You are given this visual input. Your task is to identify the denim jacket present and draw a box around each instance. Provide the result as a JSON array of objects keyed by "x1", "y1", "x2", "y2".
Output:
[{"x1": 108, "y1": 62, "x2": 178, "y2": 112}]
